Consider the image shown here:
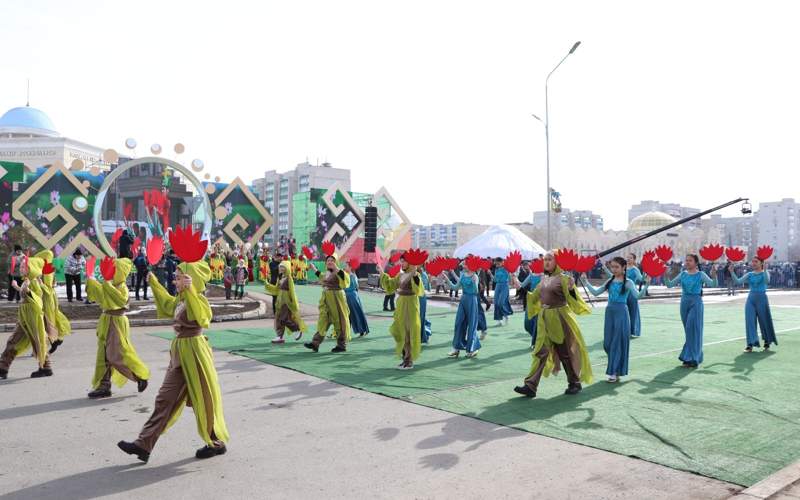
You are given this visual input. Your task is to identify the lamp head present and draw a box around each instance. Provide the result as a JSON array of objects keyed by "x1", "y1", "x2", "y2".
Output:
[{"x1": 569, "y1": 41, "x2": 582, "y2": 54}]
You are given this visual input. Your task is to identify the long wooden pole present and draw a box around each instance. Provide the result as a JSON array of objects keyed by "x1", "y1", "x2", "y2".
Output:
[{"x1": 596, "y1": 198, "x2": 747, "y2": 259}]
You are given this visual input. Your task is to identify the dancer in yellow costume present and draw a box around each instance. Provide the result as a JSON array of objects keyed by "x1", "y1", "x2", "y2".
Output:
[
  {"x1": 379, "y1": 252, "x2": 423, "y2": 370},
  {"x1": 295, "y1": 255, "x2": 308, "y2": 284},
  {"x1": 303, "y1": 245, "x2": 350, "y2": 353},
  {"x1": 514, "y1": 251, "x2": 593, "y2": 398},
  {"x1": 119, "y1": 225, "x2": 229, "y2": 462},
  {"x1": 265, "y1": 260, "x2": 306, "y2": 344},
  {"x1": 86, "y1": 257, "x2": 150, "y2": 398},
  {"x1": 209, "y1": 252, "x2": 225, "y2": 283},
  {"x1": 33, "y1": 250, "x2": 71, "y2": 354},
  {"x1": 0, "y1": 254, "x2": 51, "y2": 379}
]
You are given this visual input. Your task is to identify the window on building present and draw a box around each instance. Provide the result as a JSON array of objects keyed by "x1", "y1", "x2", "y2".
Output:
[{"x1": 299, "y1": 175, "x2": 310, "y2": 192}]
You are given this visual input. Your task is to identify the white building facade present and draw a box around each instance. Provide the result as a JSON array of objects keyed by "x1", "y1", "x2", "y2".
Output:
[{"x1": 0, "y1": 105, "x2": 106, "y2": 171}]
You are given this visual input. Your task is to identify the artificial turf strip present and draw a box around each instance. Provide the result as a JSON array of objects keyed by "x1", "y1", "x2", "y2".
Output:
[
  {"x1": 246, "y1": 282, "x2": 416, "y2": 318},
  {"x1": 153, "y1": 301, "x2": 800, "y2": 487}
]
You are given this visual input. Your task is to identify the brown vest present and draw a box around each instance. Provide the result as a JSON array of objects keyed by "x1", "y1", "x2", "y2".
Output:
[
  {"x1": 540, "y1": 273, "x2": 567, "y2": 308},
  {"x1": 322, "y1": 270, "x2": 341, "y2": 291},
  {"x1": 396, "y1": 272, "x2": 415, "y2": 296},
  {"x1": 173, "y1": 304, "x2": 203, "y2": 338}
]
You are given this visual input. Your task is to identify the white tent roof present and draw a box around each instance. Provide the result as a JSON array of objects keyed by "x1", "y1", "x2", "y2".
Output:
[{"x1": 453, "y1": 225, "x2": 546, "y2": 260}]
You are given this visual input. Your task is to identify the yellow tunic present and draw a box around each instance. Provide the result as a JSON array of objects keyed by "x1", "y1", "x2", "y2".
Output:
[
  {"x1": 381, "y1": 270, "x2": 423, "y2": 361},
  {"x1": 148, "y1": 266, "x2": 230, "y2": 446},
  {"x1": 265, "y1": 262, "x2": 307, "y2": 333},
  {"x1": 209, "y1": 257, "x2": 225, "y2": 282},
  {"x1": 317, "y1": 268, "x2": 351, "y2": 341},
  {"x1": 14, "y1": 276, "x2": 48, "y2": 368},
  {"x1": 40, "y1": 273, "x2": 71, "y2": 341},
  {"x1": 526, "y1": 271, "x2": 593, "y2": 384},
  {"x1": 87, "y1": 258, "x2": 150, "y2": 389}
]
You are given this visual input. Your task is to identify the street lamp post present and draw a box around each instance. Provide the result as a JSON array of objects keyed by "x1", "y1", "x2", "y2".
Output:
[{"x1": 533, "y1": 41, "x2": 581, "y2": 250}]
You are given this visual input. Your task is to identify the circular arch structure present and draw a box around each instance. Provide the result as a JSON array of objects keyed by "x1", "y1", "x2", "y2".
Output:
[{"x1": 93, "y1": 156, "x2": 213, "y2": 256}]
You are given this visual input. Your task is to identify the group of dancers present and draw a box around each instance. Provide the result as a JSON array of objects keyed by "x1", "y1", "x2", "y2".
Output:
[
  {"x1": 258, "y1": 243, "x2": 779, "y2": 397},
  {"x1": 0, "y1": 237, "x2": 779, "y2": 464},
  {"x1": 0, "y1": 227, "x2": 229, "y2": 463},
  {"x1": 513, "y1": 249, "x2": 777, "y2": 398}
]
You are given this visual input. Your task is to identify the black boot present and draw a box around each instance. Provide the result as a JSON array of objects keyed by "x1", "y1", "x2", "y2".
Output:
[
  {"x1": 137, "y1": 379, "x2": 148, "y2": 393},
  {"x1": 513, "y1": 385, "x2": 536, "y2": 398},
  {"x1": 48, "y1": 339, "x2": 63, "y2": 354},
  {"x1": 30, "y1": 368, "x2": 53, "y2": 378},
  {"x1": 196, "y1": 443, "x2": 227, "y2": 459},
  {"x1": 118, "y1": 441, "x2": 149, "y2": 463},
  {"x1": 564, "y1": 383, "x2": 582, "y2": 395},
  {"x1": 0, "y1": 368, "x2": 7, "y2": 380},
  {"x1": 88, "y1": 388, "x2": 112, "y2": 399},
  {"x1": 331, "y1": 346, "x2": 346, "y2": 353},
  {"x1": 303, "y1": 342, "x2": 319, "y2": 353}
]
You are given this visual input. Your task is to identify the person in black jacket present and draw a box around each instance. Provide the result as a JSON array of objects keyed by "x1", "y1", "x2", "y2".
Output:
[
  {"x1": 133, "y1": 248, "x2": 149, "y2": 300},
  {"x1": 118, "y1": 228, "x2": 135, "y2": 259},
  {"x1": 165, "y1": 250, "x2": 179, "y2": 295},
  {"x1": 7, "y1": 245, "x2": 23, "y2": 303},
  {"x1": 516, "y1": 261, "x2": 531, "y2": 312},
  {"x1": 268, "y1": 252, "x2": 282, "y2": 314}
]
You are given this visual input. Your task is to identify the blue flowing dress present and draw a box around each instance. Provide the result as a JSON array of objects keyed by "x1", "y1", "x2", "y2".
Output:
[
  {"x1": 665, "y1": 271, "x2": 717, "y2": 366},
  {"x1": 585, "y1": 277, "x2": 648, "y2": 376},
  {"x1": 733, "y1": 271, "x2": 777, "y2": 348},
  {"x1": 493, "y1": 268, "x2": 514, "y2": 321},
  {"x1": 519, "y1": 273, "x2": 541, "y2": 345},
  {"x1": 345, "y1": 272, "x2": 370, "y2": 335},
  {"x1": 447, "y1": 272, "x2": 482, "y2": 353},
  {"x1": 604, "y1": 266, "x2": 643, "y2": 337},
  {"x1": 419, "y1": 271, "x2": 432, "y2": 343}
]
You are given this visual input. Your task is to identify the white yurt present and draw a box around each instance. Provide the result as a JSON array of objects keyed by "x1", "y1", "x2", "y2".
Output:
[{"x1": 454, "y1": 225, "x2": 546, "y2": 260}]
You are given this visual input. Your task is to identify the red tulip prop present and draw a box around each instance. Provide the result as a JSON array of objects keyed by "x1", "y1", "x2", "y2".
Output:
[{"x1": 699, "y1": 243, "x2": 725, "y2": 262}]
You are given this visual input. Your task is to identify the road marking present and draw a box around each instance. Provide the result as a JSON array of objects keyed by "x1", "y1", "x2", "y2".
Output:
[{"x1": 591, "y1": 326, "x2": 800, "y2": 366}]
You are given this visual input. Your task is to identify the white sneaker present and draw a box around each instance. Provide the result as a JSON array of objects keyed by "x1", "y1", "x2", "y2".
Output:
[
  {"x1": 447, "y1": 350, "x2": 460, "y2": 358},
  {"x1": 502, "y1": 317, "x2": 509, "y2": 326},
  {"x1": 495, "y1": 321, "x2": 503, "y2": 327},
  {"x1": 397, "y1": 364, "x2": 414, "y2": 370},
  {"x1": 294, "y1": 331, "x2": 303, "y2": 341},
  {"x1": 271, "y1": 337, "x2": 285, "y2": 344},
  {"x1": 466, "y1": 350, "x2": 479, "y2": 358},
  {"x1": 606, "y1": 375, "x2": 618, "y2": 383}
]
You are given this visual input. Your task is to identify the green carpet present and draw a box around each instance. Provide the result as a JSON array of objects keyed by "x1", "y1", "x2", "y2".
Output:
[
  {"x1": 247, "y1": 282, "x2": 398, "y2": 317},
  {"x1": 153, "y1": 296, "x2": 800, "y2": 487}
]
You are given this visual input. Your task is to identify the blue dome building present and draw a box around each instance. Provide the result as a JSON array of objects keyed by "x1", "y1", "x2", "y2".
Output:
[{"x1": 0, "y1": 105, "x2": 59, "y2": 137}]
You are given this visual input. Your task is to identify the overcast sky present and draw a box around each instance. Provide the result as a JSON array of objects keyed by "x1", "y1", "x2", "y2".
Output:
[{"x1": 2, "y1": 0, "x2": 798, "y2": 230}]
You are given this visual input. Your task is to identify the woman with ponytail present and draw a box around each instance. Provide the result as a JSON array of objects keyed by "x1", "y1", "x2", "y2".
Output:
[
  {"x1": 729, "y1": 256, "x2": 777, "y2": 352},
  {"x1": 665, "y1": 254, "x2": 717, "y2": 368},
  {"x1": 582, "y1": 257, "x2": 650, "y2": 382},
  {"x1": 603, "y1": 253, "x2": 643, "y2": 338}
]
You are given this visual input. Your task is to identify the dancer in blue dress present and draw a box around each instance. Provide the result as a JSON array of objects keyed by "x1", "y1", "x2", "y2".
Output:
[
  {"x1": 729, "y1": 257, "x2": 777, "y2": 352},
  {"x1": 419, "y1": 268, "x2": 432, "y2": 343},
  {"x1": 582, "y1": 257, "x2": 650, "y2": 382},
  {"x1": 604, "y1": 253, "x2": 643, "y2": 338},
  {"x1": 664, "y1": 254, "x2": 717, "y2": 367},
  {"x1": 343, "y1": 260, "x2": 369, "y2": 337},
  {"x1": 442, "y1": 258, "x2": 482, "y2": 358},
  {"x1": 492, "y1": 258, "x2": 516, "y2": 326},
  {"x1": 519, "y1": 271, "x2": 542, "y2": 347}
]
